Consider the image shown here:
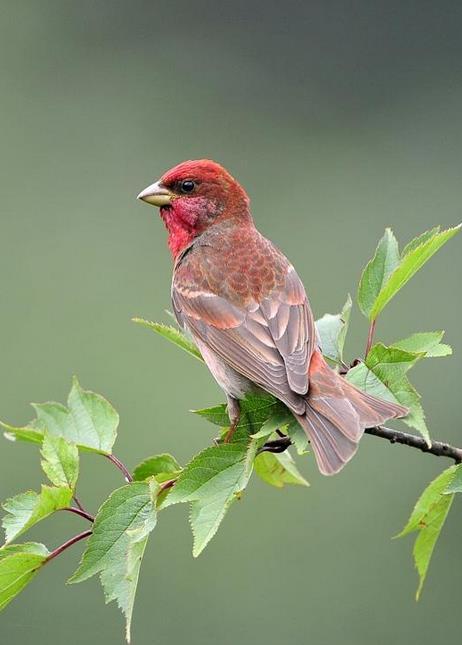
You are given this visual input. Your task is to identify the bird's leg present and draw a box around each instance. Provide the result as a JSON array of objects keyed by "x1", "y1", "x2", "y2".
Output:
[{"x1": 224, "y1": 396, "x2": 241, "y2": 443}]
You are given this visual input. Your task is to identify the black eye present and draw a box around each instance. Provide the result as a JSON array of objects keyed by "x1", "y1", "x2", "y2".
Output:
[{"x1": 180, "y1": 179, "x2": 196, "y2": 194}]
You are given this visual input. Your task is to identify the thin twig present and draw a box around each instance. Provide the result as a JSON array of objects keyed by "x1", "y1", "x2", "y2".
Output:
[
  {"x1": 105, "y1": 454, "x2": 133, "y2": 482},
  {"x1": 365, "y1": 319, "x2": 377, "y2": 357},
  {"x1": 72, "y1": 494, "x2": 86, "y2": 513},
  {"x1": 60, "y1": 507, "x2": 95, "y2": 523},
  {"x1": 45, "y1": 530, "x2": 92, "y2": 564}
]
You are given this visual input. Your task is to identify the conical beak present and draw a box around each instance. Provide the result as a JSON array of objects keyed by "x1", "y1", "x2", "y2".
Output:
[{"x1": 137, "y1": 181, "x2": 173, "y2": 206}]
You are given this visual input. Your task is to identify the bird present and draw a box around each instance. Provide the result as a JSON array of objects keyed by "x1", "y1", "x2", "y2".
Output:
[{"x1": 137, "y1": 160, "x2": 407, "y2": 475}]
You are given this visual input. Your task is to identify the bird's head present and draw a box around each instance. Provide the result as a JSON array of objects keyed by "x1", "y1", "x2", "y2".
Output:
[{"x1": 137, "y1": 159, "x2": 251, "y2": 257}]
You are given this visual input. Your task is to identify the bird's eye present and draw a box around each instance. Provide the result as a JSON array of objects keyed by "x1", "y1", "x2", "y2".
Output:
[{"x1": 180, "y1": 179, "x2": 196, "y2": 194}]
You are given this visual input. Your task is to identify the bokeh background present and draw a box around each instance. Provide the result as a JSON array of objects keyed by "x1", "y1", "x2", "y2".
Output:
[{"x1": 1, "y1": 1, "x2": 461, "y2": 643}]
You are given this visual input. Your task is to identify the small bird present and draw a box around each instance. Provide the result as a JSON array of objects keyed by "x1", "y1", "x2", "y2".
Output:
[{"x1": 137, "y1": 160, "x2": 407, "y2": 475}]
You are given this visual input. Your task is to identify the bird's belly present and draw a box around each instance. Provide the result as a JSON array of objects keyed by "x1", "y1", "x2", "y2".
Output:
[{"x1": 193, "y1": 336, "x2": 255, "y2": 400}]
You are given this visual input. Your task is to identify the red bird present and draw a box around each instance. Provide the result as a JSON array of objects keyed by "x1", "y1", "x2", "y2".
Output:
[{"x1": 137, "y1": 160, "x2": 407, "y2": 475}]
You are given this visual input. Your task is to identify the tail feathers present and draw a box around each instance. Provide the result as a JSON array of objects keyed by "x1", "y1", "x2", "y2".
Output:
[{"x1": 297, "y1": 350, "x2": 408, "y2": 476}]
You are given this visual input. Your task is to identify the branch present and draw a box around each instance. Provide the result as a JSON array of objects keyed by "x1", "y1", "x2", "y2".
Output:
[
  {"x1": 365, "y1": 425, "x2": 462, "y2": 463},
  {"x1": 261, "y1": 426, "x2": 462, "y2": 463}
]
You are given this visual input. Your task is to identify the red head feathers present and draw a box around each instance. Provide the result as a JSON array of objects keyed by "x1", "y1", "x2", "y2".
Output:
[{"x1": 137, "y1": 160, "x2": 251, "y2": 258}]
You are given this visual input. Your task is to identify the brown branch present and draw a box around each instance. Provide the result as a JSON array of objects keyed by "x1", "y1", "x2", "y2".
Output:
[
  {"x1": 261, "y1": 426, "x2": 462, "y2": 463},
  {"x1": 365, "y1": 425, "x2": 462, "y2": 463}
]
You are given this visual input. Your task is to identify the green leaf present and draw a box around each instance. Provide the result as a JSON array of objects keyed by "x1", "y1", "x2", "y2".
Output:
[
  {"x1": 133, "y1": 454, "x2": 182, "y2": 482},
  {"x1": 193, "y1": 392, "x2": 286, "y2": 437},
  {"x1": 163, "y1": 437, "x2": 257, "y2": 557},
  {"x1": 397, "y1": 466, "x2": 458, "y2": 599},
  {"x1": 413, "y1": 493, "x2": 454, "y2": 600},
  {"x1": 1, "y1": 423, "x2": 43, "y2": 445},
  {"x1": 401, "y1": 226, "x2": 441, "y2": 257},
  {"x1": 69, "y1": 481, "x2": 158, "y2": 642},
  {"x1": 255, "y1": 450, "x2": 309, "y2": 488},
  {"x1": 369, "y1": 224, "x2": 461, "y2": 320},
  {"x1": 0, "y1": 542, "x2": 49, "y2": 611},
  {"x1": 132, "y1": 318, "x2": 203, "y2": 362},
  {"x1": 445, "y1": 464, "x2": 462, "y2": 494},
  {"x1": 3, "y1": 379, "x2": 119, "y2": 454},
  {"x1": 2, "y1": 486, "x2": 72, "y2": 544},
  {"x1": 346, "y1": 356, "x2": 430, "y2": 445},
  {"x1": 392, "y1": 331, "x2": 452, "y2": 358},
  {"x1": 365, "y1": 343, "x2": 422, "y2": 382},
  {"x1": 345, "y1": 363, "x2": 401, "y2": 404},
  {"x1": 358, "y1": 229, "x2": 400, "y2": 318},
  {"x1": 364, "y1": 343, "x2": 430, "y2": 444},
  {"x1": 315, "y1": 294, "x2": 352, "y2": 364},
  {"x1": 41, "y1": 432, "x2": 79, "y2": 490},
  {"x1": 287, "y1": 420, "x2": 310, "y2": 455}
]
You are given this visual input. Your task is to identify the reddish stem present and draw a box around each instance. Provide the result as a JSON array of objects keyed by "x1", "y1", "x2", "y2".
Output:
[
  {"x1": 105, "y1": 454, "x2": 133, "y2": 482},
  {"x1": 60, "y1": 507, "x2": 94, "y2": 523},
  {"x1": 45, "y1": 530, "x2": 92, "y2": 564},
  {"x1": 72, "y1": 494, "x2": 86, "y2": 513},
  {"x1": 365, "y1": 319, "x2": 377, "y2": 357}
]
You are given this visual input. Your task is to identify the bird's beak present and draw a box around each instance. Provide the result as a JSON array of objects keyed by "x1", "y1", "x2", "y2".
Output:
[{"x1": 137, "y1": 181, "x2": 173, "y2": 207}]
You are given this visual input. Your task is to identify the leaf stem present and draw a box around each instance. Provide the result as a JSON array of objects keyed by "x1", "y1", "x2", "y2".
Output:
[
  {"x1": 45, "y1": 530, "x2": 92, "y2": 564},
  {"x1": 60, "y1": 507, "x2": 95, "y2": 522},
  {"x1": 72, "y1": 494, "x2": 86, "y2": 513},
  {"x1": 365, "y1": 318, "x2": 377, "y2": 357},
  {"x1": 105, "y1": 453, "x2": 133, "y2": 482}
]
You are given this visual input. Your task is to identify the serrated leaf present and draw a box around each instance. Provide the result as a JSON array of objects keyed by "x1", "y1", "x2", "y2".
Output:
[
  {"x1": 41, "y1": 432, "x2": 79, "y2": 490},
  {"x1": 444, "y1": 464, "x2": 462, "y2": 493},
  {"x1": 132, "y1": 318, "x2": 203, "y2": 362},
  {"x1": 346, "y1": 359, "x2": 430, "y2": 444},
  {"x1": 133, "y1": 454, "x2": 182, "y2": 482},
  {"x1": 358, "y1": 229, "x2": 400, "y2": 318},
  {"x1": 369, "y1": 224, "x2": 461, "y2": 319},
  {"x1": 397, "y1": 466, "x2": 457, "y2": 537},
  {"x1": 2, "y1": 486, "x2": 72, "y2": 544},
  {"x1": 401, "y1": 226, "x2": 440, "y2": 257},
  {"x1": 163, "y1": 436, "x2": 258, "y2": 556},
  {"x1": 3, "y1": 379, "x2": 119, "y2": 454},
  {"x1": 413, "y1": 493, "x2": 454, "y2": 600},
  {"x1": 315, "y1": 294, "x2": 352, "y2": 364},
  {"x1": 0, "y1": 542, "x2": 49, "y2": 611},
  {"x1": 255, "y1": 450, "x2": 309, "y2": 488},
  {"x1": 365, "y1": 343, "x2": 422, "y2": 382},
  {"x1": 345, "y1": 363, "x2": 401, "y2": 404},
  {"x1": 69, "y1": 481, "x2": 158, "y2": 642},
  {"x1": 390, "y1": 377, "x2": 430, "y2": 445},
  {"x1": 364, "y1": 343, "x2": 430, "y2": 444},
  {"x1": 397, "y1": 466, "x2": 458, "y2": 599},
  {"x1": 392, "y1": 332, "x2": 452, "y2": 358}
]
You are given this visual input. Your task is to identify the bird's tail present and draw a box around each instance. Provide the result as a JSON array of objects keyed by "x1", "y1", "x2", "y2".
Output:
[{"x1": 294, "y1": 350, "x2": 408, "y2": 475}]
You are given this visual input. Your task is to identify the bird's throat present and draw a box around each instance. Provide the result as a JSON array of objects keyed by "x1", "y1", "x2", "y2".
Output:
[{"x1": 160, "y1": 207, "x2": 197, "y2": 258}]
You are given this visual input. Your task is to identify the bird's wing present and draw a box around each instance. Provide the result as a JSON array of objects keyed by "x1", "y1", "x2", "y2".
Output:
[{"x1": 172, "y1": 247, "x2": 315, "y2": 414}]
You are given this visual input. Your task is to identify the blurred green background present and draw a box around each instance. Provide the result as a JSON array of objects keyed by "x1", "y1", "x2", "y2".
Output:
[{"x1": 1, "y1": 1, "x2": 461, "y2": 643}]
